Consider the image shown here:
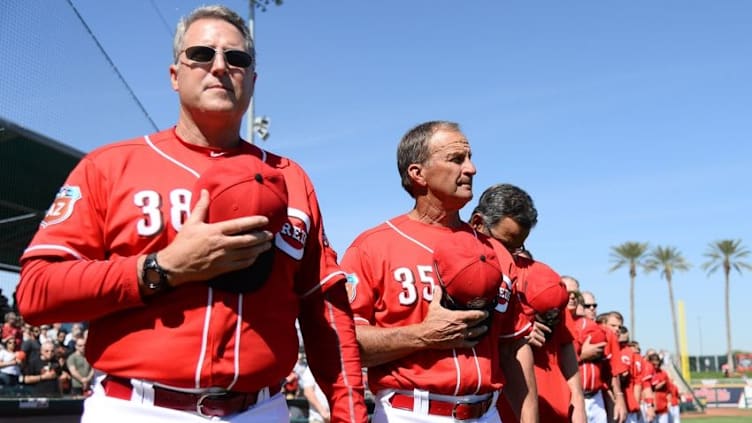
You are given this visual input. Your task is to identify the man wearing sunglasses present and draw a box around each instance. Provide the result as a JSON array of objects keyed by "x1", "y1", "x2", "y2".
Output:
[
  {"x1": 574, "y1": 293, "x2": 629, "y2": 423},
  {"x1": 17, "y1": 4, "x2": 365, "y2": 422}
]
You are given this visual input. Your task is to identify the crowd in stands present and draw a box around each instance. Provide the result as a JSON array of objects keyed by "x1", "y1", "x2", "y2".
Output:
[{"x1": 0, "y1": 295, "x2": 93, "y2": 398}]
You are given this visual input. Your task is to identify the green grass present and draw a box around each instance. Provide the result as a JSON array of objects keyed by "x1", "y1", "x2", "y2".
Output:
[{"x1": 689, "y1": 371, "x2": 751, "y2": 384}]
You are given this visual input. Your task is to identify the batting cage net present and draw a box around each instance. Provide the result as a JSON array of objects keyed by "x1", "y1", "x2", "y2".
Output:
[{"x1": 0, "y1": 1, "x2": 175, "y2": 272}]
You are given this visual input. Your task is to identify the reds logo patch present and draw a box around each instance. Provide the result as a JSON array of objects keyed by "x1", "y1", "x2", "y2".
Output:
[
  {"x1": 275, "y1": 207, "x2": 310, "y2": 260},
  {"x1": 345, "y1": 273, "x2": 359, "y2": 303},
  {"x1": 41, "y1": 186, "x2": 82, "y2": 227},
  {"x1": 495, "y1": 275, "x2": 513, "y2": 313}
]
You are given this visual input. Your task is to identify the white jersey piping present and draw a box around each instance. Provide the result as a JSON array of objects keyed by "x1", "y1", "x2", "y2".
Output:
[
  {"x1": 385, "y1": 220, "x2": 433, "y2": 253},
  {"x1": 144, "y1": 135, "x2": 200, "y2": 178},
  {"x1": 24, "y1": 244, "x2": 83, "y2": 260}
]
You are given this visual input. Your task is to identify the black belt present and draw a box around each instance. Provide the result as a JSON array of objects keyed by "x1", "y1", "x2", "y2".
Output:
[
  {"x1": 583, "y1": 390, "x2": 600, "y2": 399},
  {"x1": 102, "y1": 375, "x2": 279, "y2": 417}
]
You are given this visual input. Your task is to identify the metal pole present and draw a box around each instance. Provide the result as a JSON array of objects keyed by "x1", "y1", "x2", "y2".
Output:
[
  {"x1": 698, "y1": 315, "x2": 703, "y2": 357},
  {"x1": 247, "y1": 0, "x2": 256, "y2": 143}
]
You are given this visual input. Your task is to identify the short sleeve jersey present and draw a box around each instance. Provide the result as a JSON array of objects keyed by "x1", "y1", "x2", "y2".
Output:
[{"x1": 341, "y1": 214, "x2": 529, "y2": 395}]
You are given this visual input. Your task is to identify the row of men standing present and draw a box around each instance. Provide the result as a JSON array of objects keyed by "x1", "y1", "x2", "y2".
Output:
[{"x1": 13, "y1": 4, "x2": 681, "y2": 423}]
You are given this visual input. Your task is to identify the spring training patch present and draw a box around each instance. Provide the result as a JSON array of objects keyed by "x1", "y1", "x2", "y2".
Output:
[{"x1": 41, "y1": 186, "x2": 82, "y2": 228}]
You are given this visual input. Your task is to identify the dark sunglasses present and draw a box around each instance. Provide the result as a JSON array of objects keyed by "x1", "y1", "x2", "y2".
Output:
[
  {"x1": 583, "y1": 303, "x2": 598, "y2": 309},
  {"x1": 183, "y1": 46, "x2": 254, "y2": 68}
]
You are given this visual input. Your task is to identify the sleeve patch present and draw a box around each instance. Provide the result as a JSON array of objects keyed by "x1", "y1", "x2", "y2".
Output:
[
  {"x1": 41, "y1": 186, "x2": 82, "y2": 227},
  {"x1": 345, "y1": 273, "x2": 359, "y2": 303}
]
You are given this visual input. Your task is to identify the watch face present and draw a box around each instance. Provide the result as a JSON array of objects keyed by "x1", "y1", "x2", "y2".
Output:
[
  {"x1": 143, "y1": 253, "x2": 167, "y2": 290},
  {"x1": 145, "y1": 268, "x2": 162, "y2": 285}
]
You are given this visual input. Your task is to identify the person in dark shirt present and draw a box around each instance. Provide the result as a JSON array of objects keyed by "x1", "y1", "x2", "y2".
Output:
[{"x1": 22, "y1": 341, "x2": 70, "y2": 395}]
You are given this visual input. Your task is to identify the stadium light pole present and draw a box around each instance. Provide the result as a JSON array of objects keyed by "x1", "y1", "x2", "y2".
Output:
[
  {"x1": 247, "y1": 1, "x2": 272, "y2": 143},
  {"x1": 247, "y1": 1, "x2": 256, "y2": 143}
]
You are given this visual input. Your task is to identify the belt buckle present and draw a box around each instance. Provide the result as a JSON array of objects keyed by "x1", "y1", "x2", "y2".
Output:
[
  {"x1": 451, "y1": 398, "x2": 487, "y2": 421},
  {"x1": 451, "y1": 400, "x2": 474, "y2": 421},
  {"x1": 196, "y1": 387, "x2": 230, "y2": 418}
]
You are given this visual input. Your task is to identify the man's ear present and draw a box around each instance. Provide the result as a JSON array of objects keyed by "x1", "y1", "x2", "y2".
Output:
[
  {"x1": 469, "y1": 213, "x2": 485, "y2": 232},
  {"x1": 407, "y1": 163, "x2": 425, "y2": 190},
  {"x1": 169, "y1": 64, "x2": 179, "y2": 91}
]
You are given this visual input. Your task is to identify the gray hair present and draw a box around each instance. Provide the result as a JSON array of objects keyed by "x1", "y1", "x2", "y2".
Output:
[
  {"x1": 396, "y1": 121, "x2": 460, "y2": 197},
  {"x1": 472, "y1": 183, "x2": 537, "y2": 230},
  {"x1": 173, "y1": 5, "x2": 254, "y2": 65},
  {"x1": 561, "y1": 275, "x2": 580, "y2": 289}
]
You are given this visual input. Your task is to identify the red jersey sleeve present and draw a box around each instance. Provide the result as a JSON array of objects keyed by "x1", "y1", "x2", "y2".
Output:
[
  {"x1": 17, "y1": 153, "x2": 145, "y2": 324},
  {"x1": 607, "y1": 330, "x2": 629, "y2": 377},
  {"x1": 492, "y1": 243, "x2": 532, "y2": 341},
  {"x1": 279, "y1": 160, "x2": 366, "y2": 423},
  {"x1": 340, "y1": 240, "x2": 378, "y2": 326}
]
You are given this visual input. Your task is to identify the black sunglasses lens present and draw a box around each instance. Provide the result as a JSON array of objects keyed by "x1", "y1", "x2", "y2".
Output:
[
  {"x1": 225, "y1": 50, "x2": 253, "y2": 68},
  {"x1": 185, "y1": 46, "x2": 216, "y2": 63}
]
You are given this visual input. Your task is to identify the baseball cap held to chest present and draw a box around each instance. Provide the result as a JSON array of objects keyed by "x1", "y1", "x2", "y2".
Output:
[
  {"x1": 433, "y1": 230, "x2": 503, "y2": 310},
  {"x1": 517, "y1": 259, "x2": 568, "y2": 315},
  {"x1": 191, "y1": 154, "x2": 288, "y2": 294}
]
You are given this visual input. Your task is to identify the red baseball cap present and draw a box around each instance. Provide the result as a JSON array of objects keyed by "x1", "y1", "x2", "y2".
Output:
[
  {"x1": 580, "y1": 318, "x2": 608, "y2": 345},
  {"x1": 519, "y1": 261, "x2": 568, "y2": 314},
  {"x1": 433, "y1": 230, "x2": 502, "y2": 309},
  {"x1": 192, "y1": 154, "x2": 288, "y2": 233},
  {"x1": 191, "y1": 154, "x2": 288, "y2": 293}
]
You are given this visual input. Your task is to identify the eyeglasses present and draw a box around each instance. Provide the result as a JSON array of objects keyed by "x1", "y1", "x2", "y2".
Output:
[
  {"x1": 182, "y1": 46, "x2": 254, "y2": 68},
  {"x1": 583, "y1": 303, "x2": 598, "y2": 309}
]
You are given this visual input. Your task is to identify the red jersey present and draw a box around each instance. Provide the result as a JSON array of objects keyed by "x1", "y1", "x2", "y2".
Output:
[
  {"x1": 510, "y1": 257, "x2": 574, "y2": 423},
  {"x1": 641, "y1": 360, "x2": 656, "y2": 389},
  {"x1": 651, "y1": 368, "x2": 670, "y2": 413},
  {"x1": 573, "y1": 317, "x2": 609, "y2": 392},
  {"x1": 605, "y1": 329, "x2": 629, "y2": 379},
  {"x1": 533, "y1": 318, "x2": 574, "y2": 422},
  {"x1": 668, "y1": 379, "x2": 680, "y2": 406},
  {"x1": 619, "y1": 344, "x2": 647, "y2": 412},
  {"x1": 17, "y1": 129, "x2": 361, "y2": 405},
  {"x1": 341, "y1": 215, "x2": 530, "y2": 395}
]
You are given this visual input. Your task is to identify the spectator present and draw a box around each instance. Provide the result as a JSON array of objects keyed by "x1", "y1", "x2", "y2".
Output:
[
  {"x1": 301, "y1": 365, "x2": 330, "y2": 423},
  {"x1": 66, "y1": 338, "x2": 94, "y2": 396},
  {"x1": 0, "y1": 338, "x2": 23, "y2": 387},
  {"x1": 2, "y1": 311, "x2": 23, "y2": 346},
  {"x1": 46, "y1": 323, "x2": 63, "y2": 342},
  {"x1": 63, "y1": 323, "x2": 84, "y2": 350},
  {"x1": 38, "y1": 324, "x2": 51, "y2": 344},
  {"x1": 0, "y1": 289, "x2": 11, "y2": 318},
  {"x1": 53, "y1": 329, "x2": 71, "y2": 357},
  {"x1": 21, "y1": 341, "x2": 70, "y2": 396},
  {"x1": 21, "y1": 326, "x2": 41, "y2": 362}
]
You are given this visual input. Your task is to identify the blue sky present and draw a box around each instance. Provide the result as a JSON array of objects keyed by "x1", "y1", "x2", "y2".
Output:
[{"x1": 1, "y1": 1, "x2": 750, "y2": 357}]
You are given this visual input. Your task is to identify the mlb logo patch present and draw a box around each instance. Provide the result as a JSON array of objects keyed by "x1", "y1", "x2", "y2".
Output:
[{"x1": 41, "y1": 186, "x2": 82, "y2": 227}]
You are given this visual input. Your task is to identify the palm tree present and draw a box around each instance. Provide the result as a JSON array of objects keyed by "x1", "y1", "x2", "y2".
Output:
[
  {"x1": 702, "y1": 239, "x2": 752, "y2": 374},
  {"x1": 609, "y1": 242, "x2": 649, "y2": 339},
  {"x1": 644, "y1": 245, "x2": 690, "y2": 364}
]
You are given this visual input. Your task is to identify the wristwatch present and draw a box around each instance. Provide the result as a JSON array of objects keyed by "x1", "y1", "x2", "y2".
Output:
[{"x1": 142, "y1": 252, "x2": 170, "y2": 293}]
